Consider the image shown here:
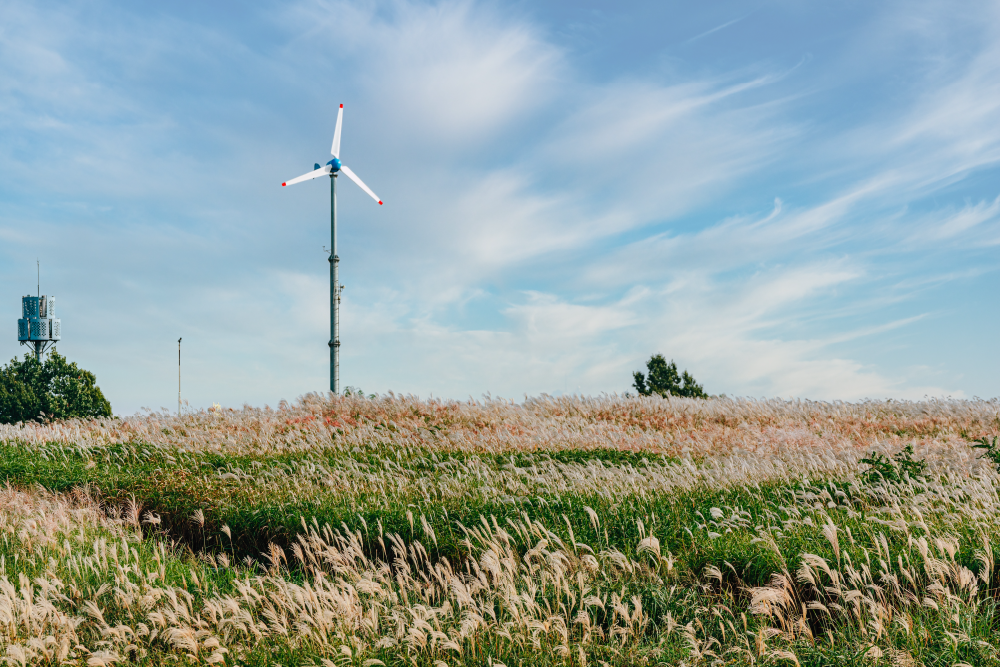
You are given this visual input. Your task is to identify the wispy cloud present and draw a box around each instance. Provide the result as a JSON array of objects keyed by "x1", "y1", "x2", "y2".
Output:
[{"x1": 683, "y1": 14, "x2": 750, "y2": 45}]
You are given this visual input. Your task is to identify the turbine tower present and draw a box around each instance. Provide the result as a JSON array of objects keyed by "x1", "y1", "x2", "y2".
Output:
[{"x1": 282, "y1": 104, "x2": 383, "y2": 394}]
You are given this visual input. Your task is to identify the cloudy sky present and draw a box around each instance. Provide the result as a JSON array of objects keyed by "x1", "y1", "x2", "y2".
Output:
[{"x1": 2, "y1": 0, "x2": 1000, "y2": 413}]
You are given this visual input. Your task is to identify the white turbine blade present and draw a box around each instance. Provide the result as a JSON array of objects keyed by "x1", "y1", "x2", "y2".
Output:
[
  {"x1": 331, "y1": 104, "x2": 343, "y2": 158},
  {"x1": 281, "y1": 164, "x2": 331, "y2": 187},
  {"x1": 340, "y1": 165, "x2": 383, "y2": 205}
]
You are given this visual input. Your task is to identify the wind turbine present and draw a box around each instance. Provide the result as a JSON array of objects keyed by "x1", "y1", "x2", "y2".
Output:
[{"x1": 282, "y1": 104, "x2": 383, "y2": 394}]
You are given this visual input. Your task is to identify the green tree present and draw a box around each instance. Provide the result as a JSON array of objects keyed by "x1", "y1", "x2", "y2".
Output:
[
  {"x1": 0, "y1": 351, "x2": 112, "y2": 424},
  {"x1": 632, "y1": 354, "x2": 707, "y2": 398}
]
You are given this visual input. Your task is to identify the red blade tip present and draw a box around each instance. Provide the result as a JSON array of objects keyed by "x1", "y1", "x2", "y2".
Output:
[
  {"x1": 378, "y1": 200, "x2": 383, "y2": 205},
  {"x1": 340, "y1": 104, "x2": 343, "y2": 108},
  {"x1": 281, "y1": 182, "x2": 286, "y2": 186}
]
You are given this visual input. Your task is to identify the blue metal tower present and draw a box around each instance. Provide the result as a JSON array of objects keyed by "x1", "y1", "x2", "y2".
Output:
[{"x1": 17, "y1": 293, "x2": 60, "y2": 362}]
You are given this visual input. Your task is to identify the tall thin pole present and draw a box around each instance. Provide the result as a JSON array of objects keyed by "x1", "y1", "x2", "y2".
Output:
[
  {"x1": 178, "y1": 338, "x2": 182, "y2": 416},
  {"x1": 329, "y1": 173, "x2": 340, "y2": 393},
  {"x1": 35, "y1": 260, "x2": 41, "y2": 362}
]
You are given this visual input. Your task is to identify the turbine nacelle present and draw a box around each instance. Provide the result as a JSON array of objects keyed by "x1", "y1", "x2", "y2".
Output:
[{"x1": 327, "y1": 158, "x2": 342, "y2": 172}]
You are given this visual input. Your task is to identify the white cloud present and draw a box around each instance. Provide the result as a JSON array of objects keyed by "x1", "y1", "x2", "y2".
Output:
[
  {"x1": 334, "y1": 257, "x2": 951, "y2": 401},
  {"x1": 904, "y1": 196, "x2": 1000, "y2": 245},
  {"x1": 287, "y1": 0, "x2": 563, "y2": 151}
]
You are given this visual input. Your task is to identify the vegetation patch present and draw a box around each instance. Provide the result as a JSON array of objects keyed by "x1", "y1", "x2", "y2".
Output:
[
  {"x1": 0, "y1": 351, "x2": 112, "y2": 424},
  {"x1": 2, "y1": 394, "x2": 1000, "y2": 665}
]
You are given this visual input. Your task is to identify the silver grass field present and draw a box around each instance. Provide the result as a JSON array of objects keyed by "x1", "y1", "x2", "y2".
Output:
[{"x1": 0, "y1": 394, "x2": 999, "y2": 666}]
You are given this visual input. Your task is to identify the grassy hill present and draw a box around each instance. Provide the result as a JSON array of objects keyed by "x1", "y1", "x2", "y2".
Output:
[{"x1": 1, "y1": 394, "x2": 999, "y2": 666}]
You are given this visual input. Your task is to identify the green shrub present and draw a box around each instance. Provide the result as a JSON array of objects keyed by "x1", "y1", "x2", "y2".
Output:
[
  {"x1": 859, "y1": 444, "x2": 926, "y2": 483},
  {"x1": 632, "y1": 353, "x2": 707, "y2": 398},
  {"x1": 969, "y1": 435, "x2": 1000, "y2": 471},
  {"x1": 0, "y1": 351, "x2": 112, "y2": 423}
]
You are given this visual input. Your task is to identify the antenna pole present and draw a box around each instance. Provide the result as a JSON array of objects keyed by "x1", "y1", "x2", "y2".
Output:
[
  {"x1": 329, "y1": 173, "x2": 340, "y2": 394},
  {"x1": 178, "y1": 338, "x2": 182, "y2": 416},
  {"x1": 35, "y1": 260, "x2": 41, "y2": 362}
]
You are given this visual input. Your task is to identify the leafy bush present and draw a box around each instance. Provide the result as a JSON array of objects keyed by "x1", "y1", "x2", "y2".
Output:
[
  {"x1": 633, "y1": 353, "x2": 707, "y2": 398},
  {"x1": 343, "y1": 386, "x2": 376, "y2": 399},
  {"x1": 969, "y1": 435, "x2": 1000, "y2": 471},
  {"x1": 0, "y1": 351, "x2": 112, "y2": 423},
  {"x1": 859, "y1": 444, "x2": 926, "y2": 483}
]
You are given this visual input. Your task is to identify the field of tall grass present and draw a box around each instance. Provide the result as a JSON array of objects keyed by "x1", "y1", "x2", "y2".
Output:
[{"x1": 1, "y1": 393, "x2": 1000, "y2": 666}]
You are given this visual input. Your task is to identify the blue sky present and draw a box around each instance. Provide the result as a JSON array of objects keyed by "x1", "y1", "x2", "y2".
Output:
[{"x1": 2, "y1": 0, "x2": 1000, "y2": 413}]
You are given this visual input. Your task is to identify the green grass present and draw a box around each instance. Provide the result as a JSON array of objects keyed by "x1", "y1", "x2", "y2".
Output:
[
  {"x1": 3, "y1": 394, "x2": 1000, "y2": 666},
  {"x1": 0, "y1": 441, "x2": 688, "y2": 557},
  {"x1": 3, "y1": 439, "x2": 996, "y2": 604}
]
